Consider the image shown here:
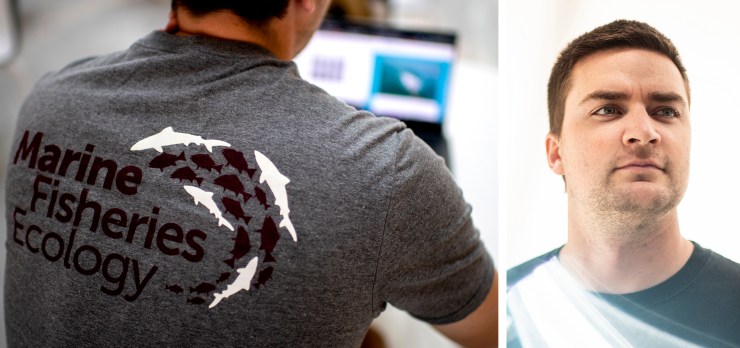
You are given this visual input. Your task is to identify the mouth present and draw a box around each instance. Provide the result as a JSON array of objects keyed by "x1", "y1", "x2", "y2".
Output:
[{"x1": 614, "y1": 161, "x2": 664, "y2": 172}]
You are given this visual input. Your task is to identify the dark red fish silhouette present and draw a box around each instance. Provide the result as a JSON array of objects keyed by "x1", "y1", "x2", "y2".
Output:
[
  {"x1": 191, "y1": 153, "x2": 223, "y2": 173},
  {"x1": 187, "y1": 297, "x2": 206, "y2": 305},
  {"x1": 258, "y1": 216, "x2": 280, "y2": 263},
  {"x1": 224, "y1": 226, "x2": 251, "y2": 268},
  {"x1": 190, "y1": 282, "x2": 218, "y2": 295},
  {"x1": 165, "y1": 284, "x2": 184, "y2": 295},
  {"x1": 217, "y1": 272, "x2": 231, "y2": 283},
  {"x1": 254, "y1": 187, "x2": 270, "y2": 210},
  {"x1": 214, "y1": 174, "x2": 251, "y2": 202},
  {"x1": 171, "y1": 166, "x2": 203, "y2": 186},
  {"x1": 222, "y1": 148, "x2": 257, "y2": 178},
  {"x1": 222, "y1": 197, "x2": 251, "y2": 225},
  {"x1": 255, "y1": 267, "x2": 273, "y2": 289},
  {"x1": 149, "y1": 151, "x2": 185, "y2": 171}
]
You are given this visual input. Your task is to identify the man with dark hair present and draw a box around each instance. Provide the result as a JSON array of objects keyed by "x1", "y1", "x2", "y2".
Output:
[
  {"x1": 546, "y1": 20, "x2": 690, "y2": 138},
  {"x1": 4, "y1": 1, "x2": 496, "y2": 346},
  {"x1": 508, "y1": 20, "x2": 740, "y2": 347}
]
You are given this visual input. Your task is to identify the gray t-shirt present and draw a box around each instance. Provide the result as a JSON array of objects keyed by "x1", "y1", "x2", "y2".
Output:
[{"x1": 4, "y1": 31, "x2": 493, "y2": 347}]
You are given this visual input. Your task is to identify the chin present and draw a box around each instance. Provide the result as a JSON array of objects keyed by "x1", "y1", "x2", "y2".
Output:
[
  {"x1": 615, "y1": 188, "x2": 679, "y2": 215},
  {"x1": 588, "y1": 181, "x2": 679, "y2": 217}
]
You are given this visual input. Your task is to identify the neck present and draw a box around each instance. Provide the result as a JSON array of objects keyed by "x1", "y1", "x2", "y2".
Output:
[
  {"x1": 560, "y1": 207, "x2": 693, "y2": 294},
  {"x1": 165, "y1": 7, "x2": 296, "y2": 60}
]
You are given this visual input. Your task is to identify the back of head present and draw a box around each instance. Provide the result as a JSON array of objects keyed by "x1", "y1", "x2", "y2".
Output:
[
  {"x1": 547, "y1": 19, "x2": 690, "y2": 137},
  {"x1": 172, "y1": 0, "x2": 290, "y2": 24}
]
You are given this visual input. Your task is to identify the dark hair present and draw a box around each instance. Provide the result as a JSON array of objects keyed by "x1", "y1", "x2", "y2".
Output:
[
  {"x1": 172, "y1": 0, "x2": 290, "y2": 24},
  {"x1": 547, "y1": 19, "x2": 690, "y2": 136}
]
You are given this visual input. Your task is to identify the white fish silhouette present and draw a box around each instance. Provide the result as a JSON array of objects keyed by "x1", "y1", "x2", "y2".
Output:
[
  {"x1": 130, "y1": 127, "x2": 231, "y2": 153},
  {"x1": 183, "y1": 185, "x2": 234, "y2": 231},
  {"x1": 400, "y1": 71, "x2": 423, "y2": 95},
  {"x1": 209, "y1": 256, "x2": 259, "y2": 308},
  {"x1": 254, "y1": 150, "x2": 297, "y2": 242}
]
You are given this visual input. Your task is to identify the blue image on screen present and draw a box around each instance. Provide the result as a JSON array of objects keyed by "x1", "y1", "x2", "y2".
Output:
[{"x1": 370, "y1": 55, "x2": 452, "y2": 123}]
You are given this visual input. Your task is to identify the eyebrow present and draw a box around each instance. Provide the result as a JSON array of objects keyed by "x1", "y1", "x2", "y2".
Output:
[
  {"x1": 578, "y1": 90, "x2": 687, "y2": 108},
  {"x1": 578, "y1": 90, "x2": 629, "y2": 106},
  {"x1": 648, "y1": 91, "x2": 687, "y2": 107}
]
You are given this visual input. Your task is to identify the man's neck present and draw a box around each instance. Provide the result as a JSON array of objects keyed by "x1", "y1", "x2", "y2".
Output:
[
  {"x1": 559, "y1": 209, "x2": 693, "y2": 294},
  {"x1": 164, "y1": 7, "x2": 296, "y2": 60}
]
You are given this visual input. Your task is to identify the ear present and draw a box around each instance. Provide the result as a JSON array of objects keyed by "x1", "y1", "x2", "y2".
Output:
[
  {"x1": 546, "y1": 133, "x2": 564, "y2": 175},
  {"x1": 164, "y1": 9, "x2": 179, "y2": 34},
  {"x1": 294, "y1": 0, "x2": 317, "y2": 12}
]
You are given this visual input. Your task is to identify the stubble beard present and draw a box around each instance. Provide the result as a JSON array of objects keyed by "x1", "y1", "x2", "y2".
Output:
[{"x1": 585, "y1": 158, "x2": 684, "y2": 243}]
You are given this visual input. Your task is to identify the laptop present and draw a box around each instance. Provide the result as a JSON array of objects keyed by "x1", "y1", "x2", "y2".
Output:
[{"x1": 294, "y1": 18, "x2": 457, "y2": 163}]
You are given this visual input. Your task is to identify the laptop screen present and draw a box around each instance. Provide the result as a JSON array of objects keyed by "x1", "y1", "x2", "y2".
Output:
[{"x1": 294, "y1": 19, "x2": 457, "y2": 126}]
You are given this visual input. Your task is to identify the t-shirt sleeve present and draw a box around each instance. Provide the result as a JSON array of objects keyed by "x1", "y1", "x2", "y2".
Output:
[{"x1": 373, "y1": 128, "x2": 495, "y2": 325}]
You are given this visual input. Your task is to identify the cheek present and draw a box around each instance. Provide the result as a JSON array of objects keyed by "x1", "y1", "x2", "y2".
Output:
[
  {"x1": 559, "y1": 116, "x2": 623, "y2": 174},
  {"x1": 561, "y1": 132, "x2": 613, "y2": 168},
  {"x1": 661, "y1": 129, "x2": 691, "y2": 163},
  {"x1": 672, "y1": 140, "x2": 692, "y2": 180}
]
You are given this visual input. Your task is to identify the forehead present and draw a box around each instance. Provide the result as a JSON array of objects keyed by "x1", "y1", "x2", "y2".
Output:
[{"x1": 565, "y1": 48, "x2": 688, "y2": 108}]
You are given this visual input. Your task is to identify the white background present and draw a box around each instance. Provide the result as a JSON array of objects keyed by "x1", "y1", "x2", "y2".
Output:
[{"x1": 501, "y1": 0, "x2": 740, "y2": 269}]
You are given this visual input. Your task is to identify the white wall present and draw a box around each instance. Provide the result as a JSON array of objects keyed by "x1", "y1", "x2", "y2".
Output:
[{"x1": 502, "y1": 0, "x2": 740, "y2": 268}]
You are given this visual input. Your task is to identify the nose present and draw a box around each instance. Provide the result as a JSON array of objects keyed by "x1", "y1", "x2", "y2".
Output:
[{"x1": 622, "y1": 109, "x2": 661, "y2": 146}]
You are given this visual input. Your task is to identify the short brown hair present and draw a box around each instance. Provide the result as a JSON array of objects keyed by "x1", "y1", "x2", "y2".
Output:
[
  {"x1": 547, "y1": 20, "x2": 690, "y2": 136},
  {"x1": 172, "y1": 0, "x2": 290, "y2": 25}
]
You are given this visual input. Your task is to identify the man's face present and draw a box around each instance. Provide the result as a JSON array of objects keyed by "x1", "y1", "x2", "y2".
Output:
[{"x1": 547, "y1": 48, "x2": 691, "y2": 217}]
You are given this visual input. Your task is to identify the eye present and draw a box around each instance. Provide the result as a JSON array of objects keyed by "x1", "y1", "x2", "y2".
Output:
[
  {"x1": 593, "y1": 105, "x2": 622, "y2": 116},
  {"x1": 653, "y1": 107, "x2": 680, "y2": 118}
]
